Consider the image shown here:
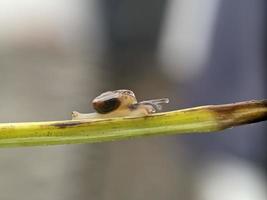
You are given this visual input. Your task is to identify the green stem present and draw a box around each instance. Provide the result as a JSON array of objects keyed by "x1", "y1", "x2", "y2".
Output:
[{"x1": 0, "y1": 100, "x2": 266, "y2": 148}]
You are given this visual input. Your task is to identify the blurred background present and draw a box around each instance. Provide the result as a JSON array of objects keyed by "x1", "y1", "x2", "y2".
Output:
[{"x1": 0, "y1": 0, "x2": 266, "y2": 199}]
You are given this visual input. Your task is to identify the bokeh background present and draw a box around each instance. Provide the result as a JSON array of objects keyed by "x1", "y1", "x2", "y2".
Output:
[{"x1": 0, "y1": 0, "x2": 266, "y2": 199}]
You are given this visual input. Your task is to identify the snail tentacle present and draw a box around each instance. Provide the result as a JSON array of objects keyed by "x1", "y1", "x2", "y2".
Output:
[{"x1": 139, "y1": 98, "x2": 169, "y2": 111}]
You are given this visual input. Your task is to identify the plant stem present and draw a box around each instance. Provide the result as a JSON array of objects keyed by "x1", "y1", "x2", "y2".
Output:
[{"x1": 0, "y1": 100, "x2": 266, "y2": 148}]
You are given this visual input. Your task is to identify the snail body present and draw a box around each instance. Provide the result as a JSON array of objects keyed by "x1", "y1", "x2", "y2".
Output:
[{"x1": 72, "y1": 89, "x2": 169, "y2": 120}]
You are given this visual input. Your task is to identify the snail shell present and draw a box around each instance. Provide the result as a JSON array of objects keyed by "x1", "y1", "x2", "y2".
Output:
[{"x1": 92, "y1": 90, "x2": 137, "y2": 114}]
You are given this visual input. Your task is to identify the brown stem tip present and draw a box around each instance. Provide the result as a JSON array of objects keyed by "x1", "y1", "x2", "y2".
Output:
[{"x1": 208, "y1": 100, "x2": 267, "y2": 129}]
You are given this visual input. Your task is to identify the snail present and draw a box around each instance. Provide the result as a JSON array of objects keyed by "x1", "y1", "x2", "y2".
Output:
[{"x1": 72, "y1": 89, "x2": 169, "y2": 120}]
